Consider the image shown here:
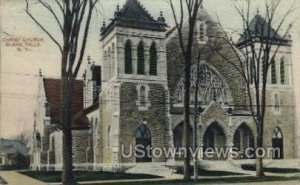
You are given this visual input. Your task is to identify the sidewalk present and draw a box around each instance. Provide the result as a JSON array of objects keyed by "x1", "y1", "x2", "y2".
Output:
[
  {"x1": 0, "y1": 171, "x2": 47, "y2": 185},
  {"x1": 1, "y1": 171, "x2": 298, "y2": 185}
]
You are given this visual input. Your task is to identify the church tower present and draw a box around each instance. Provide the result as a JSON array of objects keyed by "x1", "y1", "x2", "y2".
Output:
[
  {"x1": 236, "y1": 13, "x2": 296, "y2": 159},
  {"x1": 98, "y1": 0, "x2": 171, "y2": 164}
]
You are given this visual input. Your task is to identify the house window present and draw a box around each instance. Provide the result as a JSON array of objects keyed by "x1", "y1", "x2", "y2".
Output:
[
  {"x1": 274, "y1": 94, "x2": 280, "y2": 112},
  {"x1": 271, "y1": 59, "x2": 277, "y2": 84},
  {"x1": 149, "y1": 42, "x2": 157, "y2": 75},
  {"x1": 125, "y1": 40, "x2": 132, "y2": 74},
  {"x1": 137, "y1": 42, "x2": 145, "y2": 75},
  {"x1": 280, "y1": 58, "x2": 285, "y2": 84}
]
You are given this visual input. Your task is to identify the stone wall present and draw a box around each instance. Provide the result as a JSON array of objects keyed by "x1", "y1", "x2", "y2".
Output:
[
  {"x1": 166, "y1": 10, "x2": 246, "y2": 108},
  {"x1": 72, "y1": 130, "x2": 90, "y2": 163},
  {"x1": 119, "y1": 82, "x2": 171, "y2": 163},
  {"x1": 98, "y1": 89, "x2": 114, "y2": 163},
  {"x1": 262, "y1": 89, "x2": 296, "y2": 159}
]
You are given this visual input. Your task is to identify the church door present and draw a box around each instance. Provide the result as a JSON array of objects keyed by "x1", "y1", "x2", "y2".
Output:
[
  {"x1": 272, "y1": 127, "x2": 284, "y2": 159},
  {"x1": 135, "y1": 124, "x2": 152, "y2": 162}
]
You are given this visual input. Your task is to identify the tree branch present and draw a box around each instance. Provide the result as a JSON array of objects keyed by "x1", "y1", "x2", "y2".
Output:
[{"x1": 25, "y1": 0, "x2": 63, "y2": 54}]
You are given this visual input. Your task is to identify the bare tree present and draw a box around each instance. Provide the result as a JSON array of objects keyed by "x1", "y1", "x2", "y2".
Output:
[
  {"x1": 192, "y1": 50, "x2": 201, "y2": 181},
  {"x1": 211, "y1": 0, "x2": 296, "y2": 177},
  {"x1": 25, "y1": 0, "x2": 99, "y2": 184},
  {"x1": 168, "y1": 0, "x2": 203, "y2": 180}
]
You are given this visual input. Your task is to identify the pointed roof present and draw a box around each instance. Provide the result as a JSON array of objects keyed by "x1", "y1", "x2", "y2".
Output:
[
  {"x1": 101, "y1": 0, "x2": 167, "y2": 39},
  {"x1": 236, "y1": 14, "x2": 290, "y2": 47}
]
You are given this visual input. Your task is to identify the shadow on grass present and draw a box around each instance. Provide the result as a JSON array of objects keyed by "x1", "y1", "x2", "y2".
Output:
[
  {"x1": 241, "y1": 164, "x2": 300, "y2": 173},
  {"x1": 86, "y1": 176, "x2": 300, "y2": 185},
  {"x1": 20, "y1": 171, "x2": 162, "y2": 183}
]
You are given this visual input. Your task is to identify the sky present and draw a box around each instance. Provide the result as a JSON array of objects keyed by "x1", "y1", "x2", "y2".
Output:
[{"x1": 0, "y1": 0, "x2": 299, "y2": 138}]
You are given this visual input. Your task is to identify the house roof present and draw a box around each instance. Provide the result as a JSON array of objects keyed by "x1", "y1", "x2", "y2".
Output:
[
  {"x1": 101, "y1": 0, "x2": 167, "y2": 38},
  {"x1": 43, "y1": 78, "x2": 90, "y2": 129},
  {"x1": 236, "y1": 14, "x2": 290, "y2": 47},
  {"x1": 0, "y1": 139, "x2": 28, "y2": 156}
]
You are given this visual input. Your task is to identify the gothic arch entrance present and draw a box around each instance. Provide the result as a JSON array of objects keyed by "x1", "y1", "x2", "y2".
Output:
[
  {"x1": 203, "y1": 122, "x2": 226, "y2": 160},
  {"x1": 233, "y1": 123, "x2": 255, "y2": 159},
  {"x1": 173, "y1": 122, "x2": 193, "y2": 160},
  {"x1": 173, "y1": 122, "x2": 193, "y2": 149},
  {"x1": 272, "y1": 127, "x2": 284, "y2": 159},
  {"x1": 135, "y1": 124, "x2": 152, "y2": 162}
]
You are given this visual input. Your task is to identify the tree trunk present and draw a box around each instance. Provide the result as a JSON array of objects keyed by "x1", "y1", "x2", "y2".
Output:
[
  {"x1": 183, "y1": 55, "x2": 192, "y2": 180},
  {"x1": 193, "y1": 53, "x2": 200, "y2": 181},
  {"x1": 61, "y1": 76, "x2": 76, "y2": 185},
  {"x1": 256, "y1": 119, "x2": 265, "y2": 177}
]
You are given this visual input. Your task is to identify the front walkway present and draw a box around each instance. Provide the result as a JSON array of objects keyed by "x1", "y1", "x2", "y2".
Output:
[{"x1": 0, "y1": 171, "x2": 47, "y2": 185}]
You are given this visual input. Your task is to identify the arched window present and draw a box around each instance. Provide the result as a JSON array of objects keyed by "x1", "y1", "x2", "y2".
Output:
[
  {"x1": 140, "y1": 86, "x2": 146, "y2": 106},
  {"x1": 124, "y1": 40, "x2": 132, "y2": 74},
  {"x1": 135, "y1": 124, "x2": 151, "y2": 139},
  {"x1": 149, "y1": 43, "x2": 157, "y2": 75},
  {"x1": 135, "y1": 124, "x2": 151, "y2": 162},
  {"x1": 107, "y1": 126, "x2": 111, "y2": 147},
  {"x1": 271, "y1": 59, "x2": 277, "y2": 84},
  {"x1": 137, "y1": 42, "x2": 145, "y2": 75},
  {"x1": 280, "y1": 58, "x2": 285, "y2": 84},
  {"x1": 272, "y1": 127, "x2": 283, "y2": 139},
  {"x1": 274, "y1": 94, "x2": 280, "y2": 112}
]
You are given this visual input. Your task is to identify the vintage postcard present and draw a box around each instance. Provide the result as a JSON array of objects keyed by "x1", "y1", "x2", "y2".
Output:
[{"x1": 0, "y1": 0, "x2": 300, "y2": 184}]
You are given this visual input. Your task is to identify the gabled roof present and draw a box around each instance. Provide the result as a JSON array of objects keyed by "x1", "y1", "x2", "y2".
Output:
[
  {"x1": 101, "y1": 0, "x2": 167, "y2": 39},
  {"x1": 236, "y1": 14, "x2": 290, "y2": 47},
  {"x1": 0, "y1": 139, "x2": 28, "y2": 156},
  {"x1": 43, "y1": 78, "x2": 90, "y2": 129}
]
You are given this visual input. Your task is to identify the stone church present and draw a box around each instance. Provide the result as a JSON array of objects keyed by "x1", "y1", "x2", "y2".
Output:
[
  {"x1": 97, "y1": 0, "x2": 297, "y2": 165},
  {"x1": 31, "y1": 0, "x2": 298, "y2": 171}
]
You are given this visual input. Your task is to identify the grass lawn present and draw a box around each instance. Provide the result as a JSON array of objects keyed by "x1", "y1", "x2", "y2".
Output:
[
  {"x1": 20, "y1": 171, "x2": 162, "y2": 183},
  {"x1": 87, "y1": 176, "x2": 300, "y2": 185},
  {"x1": 21, "y1": 169, "x2": 243, "y2": 183},
  {"x1": 241, "y1": 164, "x2": 300, "y2": 173},
  {"x1": 174, "y1": 166, "x2": 244, "y2": 176}
]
